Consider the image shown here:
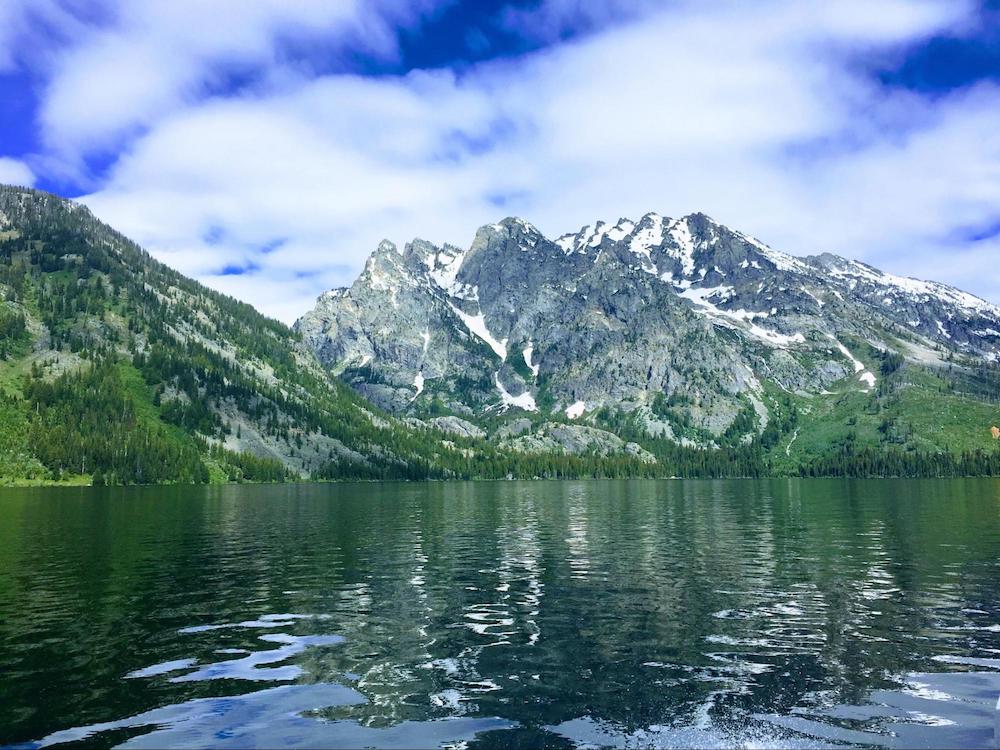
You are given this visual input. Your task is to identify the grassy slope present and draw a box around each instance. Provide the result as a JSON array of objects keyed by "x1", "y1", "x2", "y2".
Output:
[{"x1": 769, "y1": 352, "x2": 999, "y2": 473}]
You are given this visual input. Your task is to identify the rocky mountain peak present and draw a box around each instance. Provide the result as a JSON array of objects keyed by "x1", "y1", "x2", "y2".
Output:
[
  {"x1": 297, "y1": 209, "x2": 1000, "y2": 435},
  {"x1": 358, "y1": 240, "x2": 408, "y2": 289},
  {"x1": 400, "y1": 238, "x2": 437, "y2": 268}
]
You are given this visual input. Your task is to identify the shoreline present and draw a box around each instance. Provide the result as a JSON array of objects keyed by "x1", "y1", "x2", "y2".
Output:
[{"x1": 3, "y1": 474, "x2": 1000, "y2": 491}]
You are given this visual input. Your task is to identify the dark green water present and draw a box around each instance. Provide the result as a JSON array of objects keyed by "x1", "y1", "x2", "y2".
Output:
[{"x1": 1, "y1": 479, "x2": 999, "y2": 749}]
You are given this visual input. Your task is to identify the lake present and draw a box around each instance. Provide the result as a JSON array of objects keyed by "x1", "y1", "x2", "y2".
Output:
[{"x1": 1, "y1": 479, "x2": 999, "y2": 748}]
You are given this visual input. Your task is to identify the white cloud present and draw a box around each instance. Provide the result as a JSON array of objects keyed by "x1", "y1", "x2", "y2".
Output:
[
  {"x1": 0, "y1": 0, "x2": 84, "y2": 72},
  {"x1": 51, "y1": 0, "x2": 1000, "y2": 321},
  {"x1": 0, "y1": 158, "x2": 35, "y2": 187},
  {"x1": 35, "y1": 0, "x2": 444, "y2": 159}
]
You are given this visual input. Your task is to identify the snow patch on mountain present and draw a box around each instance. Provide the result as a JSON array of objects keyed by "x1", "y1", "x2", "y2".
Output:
[
  {"x1": 428, "y1": 245, "x2": 468, "y2": 292},
  {"x1": 321, "y1": 287, "x2": 348, "y2": 301},
  {"x1": 667, "y1": 218, "x2": 697, "y2": 277},
  {"x1": 448, "y1": 303, "x2": 508, "y2": 360},
  {"x1": 589, "y1": 221, "x2": 612, "y2": 248},
  {"x1": 555, "y1": 233, "x2": 576, "y2": 253},
  {"x1": 523, "y1": 343, "x2": 539, "y2": 378},
  {"x1": 828, "y1": 335, "x2": 877, "y2": 391},
  {"x1": 628, "y1": 213, "x2": 664, "y2": 268},
  {"x1": 802, "y1": 288, "x2": 824, "y2": 307},
  {"x1": 679, "y1": 285, "x2": 805, "y2": 348},
  {"x1": 830, "y1": 337, "x2": 865, "y2": 374},
  {"x1": 450, "y1": 283, "x2": 478, "y2": 301},
  {"x1": 495, "y1": 372, "x2": 536, "y2": 412},
  {"x1": 606, "y1": 219, "x2": 635, "y2": 243}
]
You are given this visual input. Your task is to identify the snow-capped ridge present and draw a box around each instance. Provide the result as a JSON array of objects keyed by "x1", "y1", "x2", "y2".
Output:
[
  {"x1": 357, "y1": 215, "x2": 1000, "y2": 335},
  {"x1": 814, "y1": 253, "x2": 1000, "y2": 316},
  {"x1": 734, "y1": 230, "x2": 811, "y2": 274},
  {"x1": 297, "y1": 204, "x2": 1000, "y2": 439}
]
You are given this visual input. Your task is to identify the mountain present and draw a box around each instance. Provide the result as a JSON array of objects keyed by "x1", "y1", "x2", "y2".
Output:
[
  {"x1": 3, "y1": 185, "x2": 658, "y2": 486},
  {"x1": 296, "y1": 212, "x2": 1000, "y2": 473},
  {"x1": 3, "y1": 184, "x2": 998, "y2": 485}
]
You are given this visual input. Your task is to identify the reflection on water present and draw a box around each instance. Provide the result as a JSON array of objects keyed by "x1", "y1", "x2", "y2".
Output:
[
  {"x1": 757, "y1": 656, "x2": 1000, "y2": 748},
  {"x1": 28, "y1": 681, "x2": 514, "y2": 749},
  {"x1": 0, "y1": 479, "x2": 999, "y2": 748}
]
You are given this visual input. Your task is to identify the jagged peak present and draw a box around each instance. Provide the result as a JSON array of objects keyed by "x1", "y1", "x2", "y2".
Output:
[
  {"x1": 558, "y1": 212, "x2": 721, "y2": 256},
  {"x1": 496, "y1": 216, "x2": 541, "y2": 234},
  {"x1": 476, "y1": 216, "x2": 541, "y2": 239},
  {"x1": 556, "y1": 217, "x2": 634, "y2": 254},
  {"x1": 465, "y1": 217, "x2": 546, "y2": 261},
  {"x1": 355, "y1": 212, "x2": 812, "y2": 288},
  {"x1": 401, "y1": 237, "x2": 438, "y2": 270},
  {"x1": 354, "y1": 212, "x2": 998, "y2": 319},
  {"x1": 683, "y1": 211, "x2": 717, "y2": 224},
  {"x1": 360, "y1": 239, "x2": 413, "y2": 290},
  {"x1": 404, "y1": 237, "x2": 437, "y2": 253}
]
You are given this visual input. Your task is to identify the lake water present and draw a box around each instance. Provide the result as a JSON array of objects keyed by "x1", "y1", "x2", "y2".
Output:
[{"x1": 1, "y1": 479, "x2": 999, "y2": 749}]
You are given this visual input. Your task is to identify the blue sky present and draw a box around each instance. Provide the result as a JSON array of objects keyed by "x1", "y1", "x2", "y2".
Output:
[{"x1": 1, "y1": 0, "x2": 999, "y2": 322}]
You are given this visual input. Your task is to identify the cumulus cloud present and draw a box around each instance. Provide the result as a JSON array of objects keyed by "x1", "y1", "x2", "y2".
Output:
[
  {"x1": 31, "y1": 0, "x2": 996, "y2": 321},
  {"x1": 33, "y1": 0, "x2": 445, "y2": 160},
  {"x1": 0, "y1": 157, "x2": 35, "y2": 187}
]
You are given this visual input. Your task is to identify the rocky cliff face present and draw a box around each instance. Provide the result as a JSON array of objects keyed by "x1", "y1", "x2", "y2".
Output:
[{"x1": 296, "y1": 212, "x2": 1000, "y2": 442}]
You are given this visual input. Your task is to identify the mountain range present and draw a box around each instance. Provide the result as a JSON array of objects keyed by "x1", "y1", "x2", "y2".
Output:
[
  {"x1": 2, "y1": 184, "x2": 999, "y2": 485},
  {"x1": 296, "y1": 211, "x2": 1000, "y2": 472}
]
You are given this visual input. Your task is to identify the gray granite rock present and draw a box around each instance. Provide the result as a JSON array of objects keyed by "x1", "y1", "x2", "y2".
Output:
[
  {"x1": 427, "y1": 416, "x2": 487, "y2": 440},
  {"x1": 296, "y1": 212, "x2": 1000, "y2": 444}
]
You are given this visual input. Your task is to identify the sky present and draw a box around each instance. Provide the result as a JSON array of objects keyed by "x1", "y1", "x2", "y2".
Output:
[{"x1": 1, "y1": 0, "x2": 999, "y2": 323}]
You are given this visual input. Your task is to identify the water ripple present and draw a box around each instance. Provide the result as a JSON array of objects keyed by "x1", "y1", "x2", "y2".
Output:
[{"x1": 2, "y1": 479, "x2": 999, "y2": 748}]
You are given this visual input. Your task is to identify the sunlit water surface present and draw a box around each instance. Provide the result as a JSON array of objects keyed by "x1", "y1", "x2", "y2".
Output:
[{"x1": 1, "y1": 479, "x2": 999, "y2": 748}]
